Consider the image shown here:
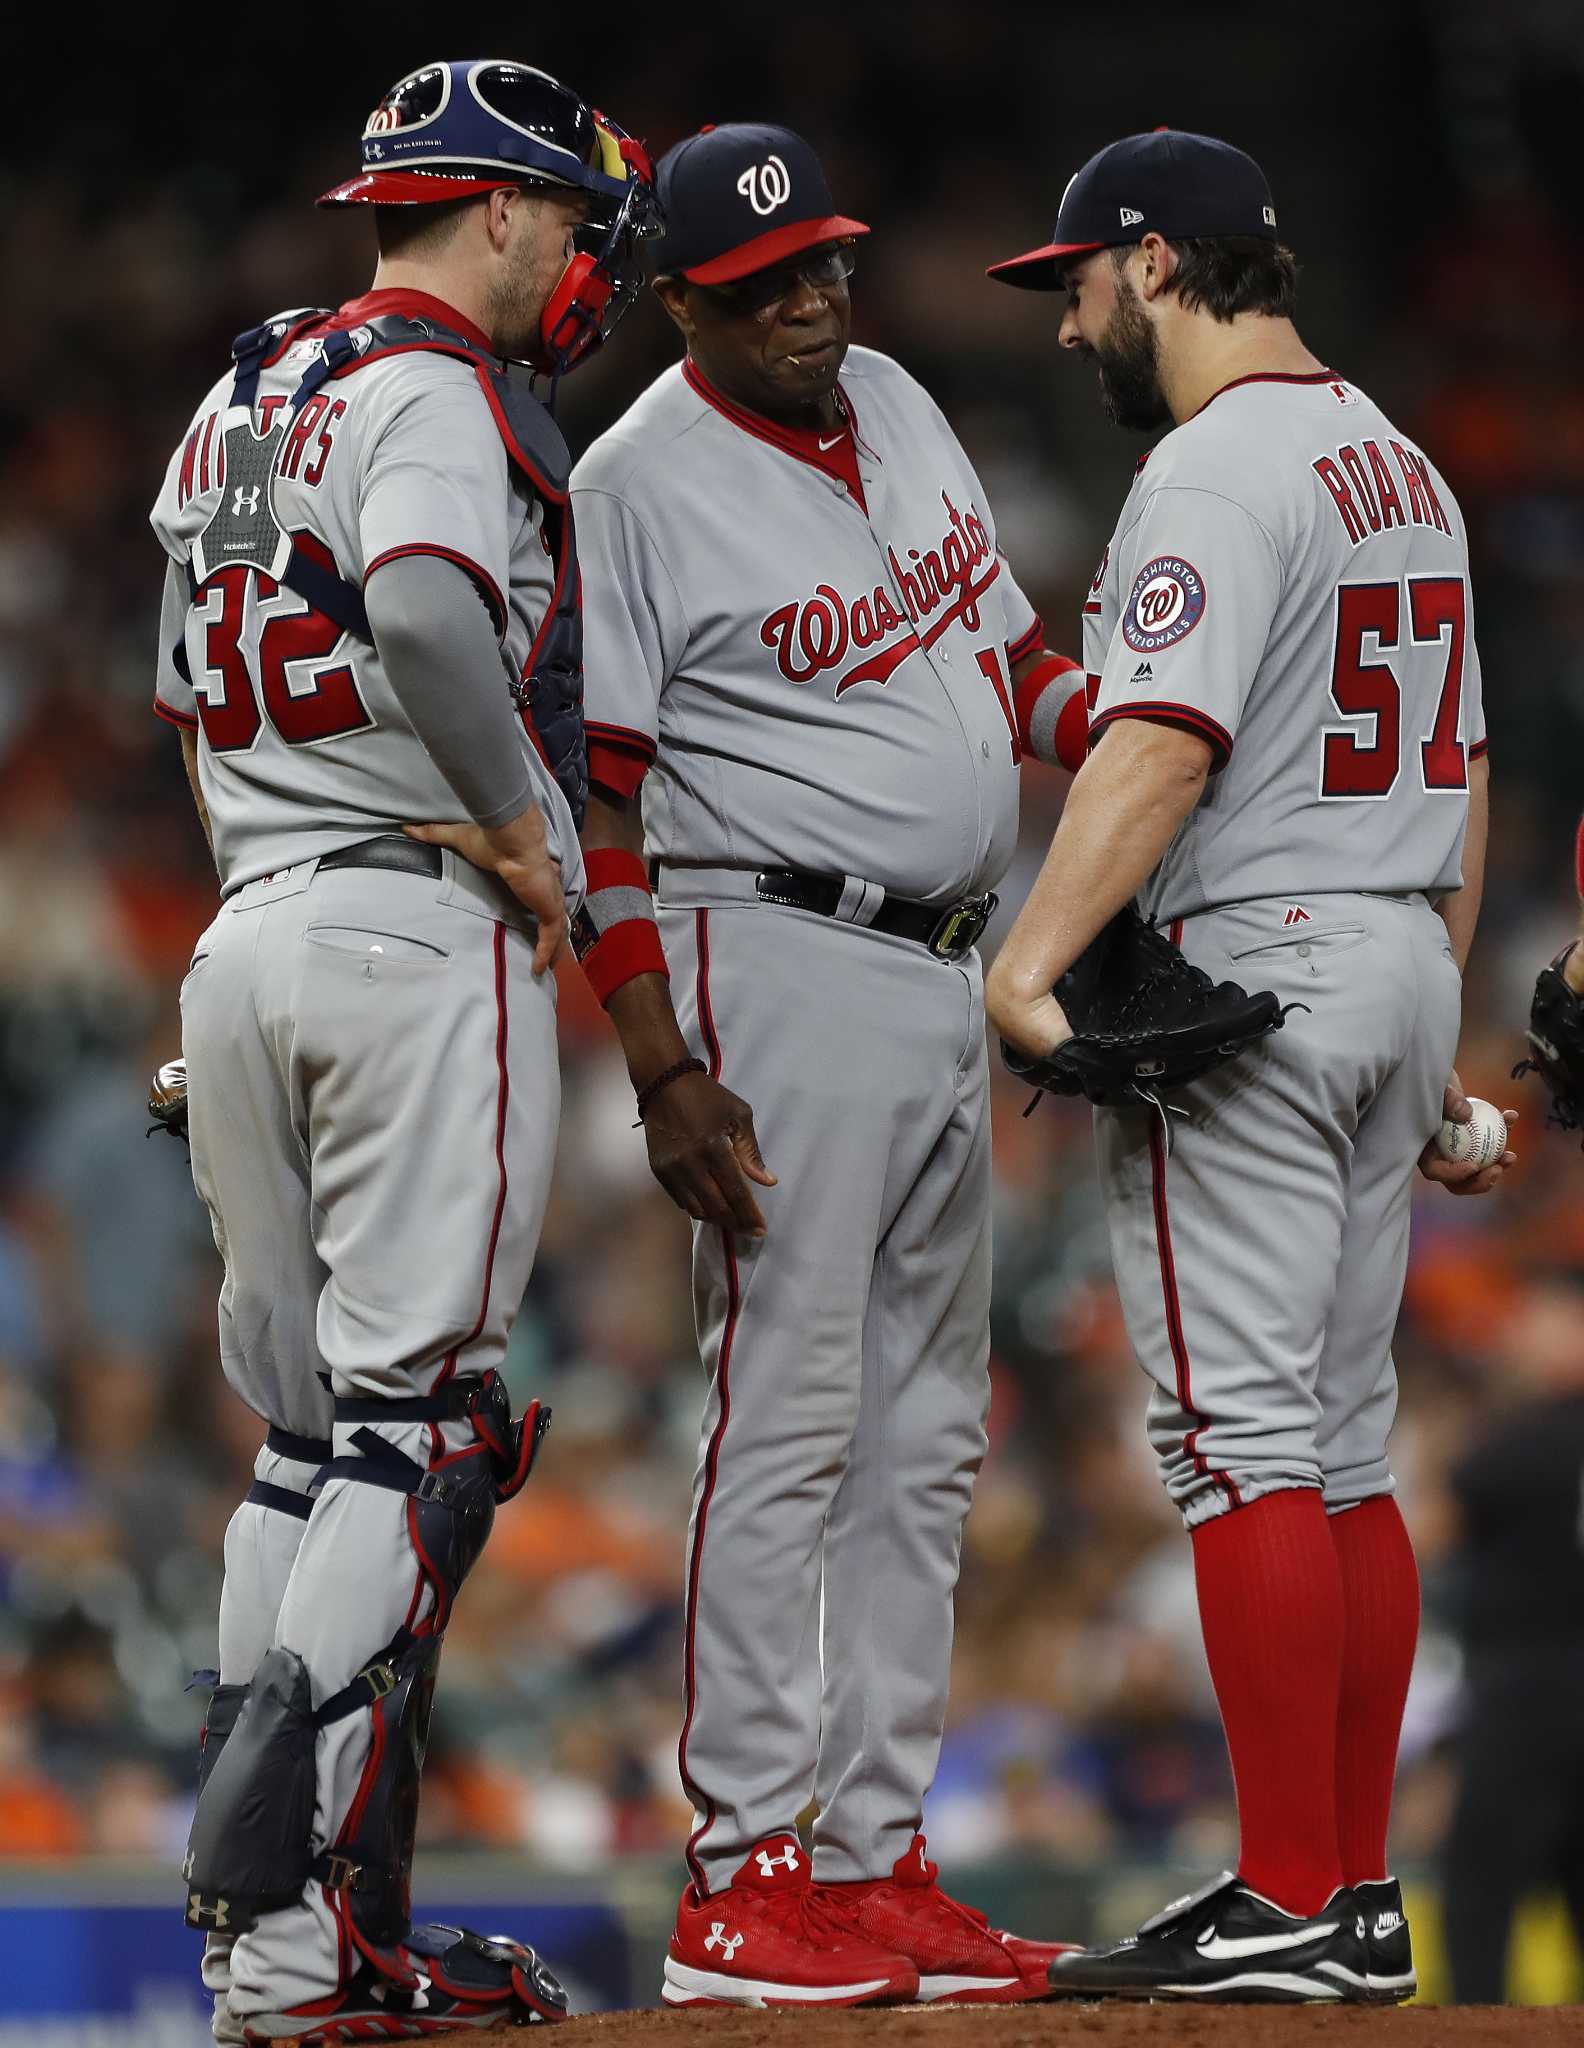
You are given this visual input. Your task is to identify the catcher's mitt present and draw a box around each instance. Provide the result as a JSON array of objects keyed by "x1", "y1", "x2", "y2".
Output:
[
  {"x1": 1513, "y1": 941, "x2": 1584, "y2": 1143},
  {"x1": 1002, "y1": 904, "x2": 1292, "y2": 1111},
  {"x1": 148, "y1": 1056, "x2": 189, "y2": 1145}
]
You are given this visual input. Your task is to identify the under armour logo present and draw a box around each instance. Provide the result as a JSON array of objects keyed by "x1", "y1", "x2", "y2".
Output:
[
  {"x1": 737, "y1": 154, "x2": 791, "y2": 217},
  {"x1": 705, "y1": 1923, "x2": 743, "y2": 1957},
  {"x1": 188, "y1": 1894, "x2": 230, "y2": 1929},
  {"x1": 232, "y1": 486, "x2": 261, "y2": 518},
  {"x1": 368, "y1": 142, "x2": 385, "y2": 159},
  {"x1": 756, "y1": 1844, "x2": 800, "y2": 1877}
]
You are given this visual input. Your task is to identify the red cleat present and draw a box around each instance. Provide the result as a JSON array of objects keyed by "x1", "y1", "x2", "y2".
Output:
[
  {"x1": 662, "y1": 1835, "x2": 919, "y2": 2008},
  {"x1": 816, "y1": 1833, "x2": 1076, "y2": 2004}
]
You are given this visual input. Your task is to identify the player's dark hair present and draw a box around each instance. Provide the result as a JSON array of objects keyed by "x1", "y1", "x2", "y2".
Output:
[
  {"x1": 1112, "y1": 236, "x2": 1300, "y2": 323},
  {"x1": 373, "y1": 196, "x2": 480, "y2": 260}
]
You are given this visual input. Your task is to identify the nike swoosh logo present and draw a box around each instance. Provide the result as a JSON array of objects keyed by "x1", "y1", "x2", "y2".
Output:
[
  {"x1": 1195, "y1": 1922, "x2": 1337, "y2": 1961},
  {"x1": 818, "y1": 434, "x2": 843, "y2": 450}
]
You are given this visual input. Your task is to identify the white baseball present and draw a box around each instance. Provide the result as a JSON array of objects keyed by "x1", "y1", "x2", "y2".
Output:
[{"x1": 1436, "y1": 1096, "x2": 1507, "y2": 1171}]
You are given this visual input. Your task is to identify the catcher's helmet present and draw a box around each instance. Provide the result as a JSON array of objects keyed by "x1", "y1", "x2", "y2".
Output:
[{"x1": 319, "y1": 60, "x2": 661, "y2": 377}]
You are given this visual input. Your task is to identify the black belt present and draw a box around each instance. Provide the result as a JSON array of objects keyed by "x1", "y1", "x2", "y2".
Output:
[
  {"x1": 753, "y1": 869, "x2": 997, "y2": 962},
  {"x1": 316, "y1": 835, "x2": 442, "y2": 880}
]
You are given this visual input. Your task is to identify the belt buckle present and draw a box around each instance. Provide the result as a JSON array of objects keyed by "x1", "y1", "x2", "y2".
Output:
[{"x1": 928, "y1": 892, "x2": 997, "y2": 961}]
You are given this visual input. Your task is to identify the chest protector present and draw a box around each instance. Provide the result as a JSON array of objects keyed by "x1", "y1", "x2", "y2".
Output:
[{"x1": 187, "y1": 307, "x2": 588, "y2": 828}]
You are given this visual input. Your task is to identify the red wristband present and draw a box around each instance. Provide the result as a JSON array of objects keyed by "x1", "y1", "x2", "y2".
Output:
[{"x1": 581, "y1": 920, "x2": 668, "y2": 1005}]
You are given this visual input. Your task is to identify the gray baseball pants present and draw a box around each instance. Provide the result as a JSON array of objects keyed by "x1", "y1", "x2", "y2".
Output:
[
  {"x1": 657, "y1": 885, "x2": 993, "y2": 1896},
  {"x1": 181, "y1": 850, "x2": 558, "y2": 2022},
  {"x1": 1096, "y1": 891, "x2": 1461, "y2": 1528}
]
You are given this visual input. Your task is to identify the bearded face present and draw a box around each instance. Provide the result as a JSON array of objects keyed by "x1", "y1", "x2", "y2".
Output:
[{"x1": 1090, "y1": 267, "x2": 1172, "y2": 432}]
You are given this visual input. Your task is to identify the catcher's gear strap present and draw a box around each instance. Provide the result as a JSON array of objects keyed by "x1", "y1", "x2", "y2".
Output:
[
  {"x1": 570, "y1": 847, "x2": 667, "y2": 1006},
  {"x1": 1014, "y1": 651, "x2": 1088, "y2": 772}
]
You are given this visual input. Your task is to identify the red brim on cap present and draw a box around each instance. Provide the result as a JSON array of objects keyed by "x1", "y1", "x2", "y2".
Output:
[
  {"x1": 317, "y1": 170, "x2": 523, "y2": 208},
  {"x1": 685, "y1": 214, "x2": 870, "y2": 284},
  {"x1": 985, "y1": 240, "x2": 1106, "y2": 289}
]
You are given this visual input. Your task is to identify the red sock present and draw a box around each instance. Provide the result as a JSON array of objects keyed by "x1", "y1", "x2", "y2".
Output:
[
  {"x1": 1191, "y1": 1488, "x2": 1344, "y2": 1916},
  {"x1": 1329, "y1": 1494, "x2": 1420, "y2": 1885}
]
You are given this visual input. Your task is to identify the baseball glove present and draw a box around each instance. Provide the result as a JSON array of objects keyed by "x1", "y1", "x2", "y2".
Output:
[
  {"x1": 148, "y1": 1056, "x2": 189, "y2": 1145},
  {"x1": 1513, "y1": 941, "x2": 1584, "y2": 1143},
  {"x1": 1002, "y1": 904, "x2": 1292, "y2": 1110}
]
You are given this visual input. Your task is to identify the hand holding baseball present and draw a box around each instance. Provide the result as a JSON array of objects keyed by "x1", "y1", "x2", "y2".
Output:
[{"x1": 1418, "y1": 1072, "x2": 1517, "y2": 1196}]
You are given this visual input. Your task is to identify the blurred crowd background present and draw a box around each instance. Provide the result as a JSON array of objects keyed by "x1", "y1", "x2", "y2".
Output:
[{"x1": 1, "y1": 0, "x2": 1582, "y2": 2012}]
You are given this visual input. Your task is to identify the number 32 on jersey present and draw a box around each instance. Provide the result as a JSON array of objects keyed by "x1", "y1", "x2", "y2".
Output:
[
  {"x1": 1320, "y1": 574, "x2": 1469, "y2": 799},
  {"x1": 188, "y1": 545, "x2": 372, "y2": 754}
]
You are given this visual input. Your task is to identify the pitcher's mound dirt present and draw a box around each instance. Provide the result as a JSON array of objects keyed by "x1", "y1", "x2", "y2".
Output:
[{"x1": 452, "y1": 2002, "x2": 1574, "y2": 2048}]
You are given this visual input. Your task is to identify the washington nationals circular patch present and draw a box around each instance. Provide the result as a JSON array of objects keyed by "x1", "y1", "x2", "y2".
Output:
[{"x1": 1122, "y1": 555, "x2": 1206, "y2": 653}]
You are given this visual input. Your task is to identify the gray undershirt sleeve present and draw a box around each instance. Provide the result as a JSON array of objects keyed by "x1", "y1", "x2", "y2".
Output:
[{"x1": 364, "y1": 552, "x2": 536, "y2": 830}]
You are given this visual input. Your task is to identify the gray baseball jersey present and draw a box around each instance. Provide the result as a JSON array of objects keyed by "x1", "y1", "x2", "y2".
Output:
[
  {"x1": 1084, "y1": 371, "x2": 1485, "y2": 924},
  {"x1": 572, "y1": 346, "x2": 1041, "y2": 1906},
  {"x1": 573, "y1": 347, "x2": 1041, "y2": 903},
  {"x1": 150, "y1": 289, "x2": 583, "y2": 901},
  {"x1": 1082, "y1": 369, "x2": 1478, "y2": 1529}
]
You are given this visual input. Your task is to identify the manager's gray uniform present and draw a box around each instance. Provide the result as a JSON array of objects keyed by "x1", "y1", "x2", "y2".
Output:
[{"x1": 574, "y1": 345, "x2": 1041, "y2": 1894}]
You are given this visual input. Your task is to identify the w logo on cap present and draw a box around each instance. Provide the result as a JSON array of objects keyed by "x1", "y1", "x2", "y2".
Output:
[{"x1": 737, "y1": 154, "x2": 791, "y2": 216}]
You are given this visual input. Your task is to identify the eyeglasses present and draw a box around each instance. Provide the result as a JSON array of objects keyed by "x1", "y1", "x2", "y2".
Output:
[{"x1": 701, "y1": 242, "x2": 857, "y2": 318}]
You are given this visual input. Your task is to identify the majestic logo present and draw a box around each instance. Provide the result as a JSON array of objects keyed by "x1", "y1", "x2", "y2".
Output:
[
  {"x1": 232, "y1": 485, "x2": 261, "y2": 518},
  {"x1": 756, "y1": 1844, "x2": 800, "y2": 1877},
  {"x1": 1121, "y1": 555, "x2": 1206, "y2": 654},
  {"x1": 760, "y1": 491, "x2": 998, "y2": 698},
  {"x1": 1282, "y1": 904, "x2": 1312, "y2": 926},
  {"x1": 1329, "y1": 380, "x2": 1357, "y2": 406},
  {"x1": 1131, "y1": 660, "x2": 1154, "y2": 683},
  {"x1": 705, "y1": 1924, "x2": 744, "y2": 1956},
  {"x1": 737, "y1": 154, "x2": 791, "y2": 217},
  {"x1": 1119, "y1": 206, "x2": 1144, "y2": 226}
]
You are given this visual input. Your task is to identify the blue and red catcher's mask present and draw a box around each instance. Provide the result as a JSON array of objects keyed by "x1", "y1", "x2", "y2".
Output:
[{"x1": 319, "y1": 59, "x2": 663, "y2": 378}]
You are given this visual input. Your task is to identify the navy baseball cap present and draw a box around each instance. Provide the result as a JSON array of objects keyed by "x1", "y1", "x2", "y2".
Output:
[
  {"x1": 651, "y1": 122, "x2": 868, "y2": 284},
  {"x1": 987, "y1": 129, "x2": 1278, "y2": 290}
]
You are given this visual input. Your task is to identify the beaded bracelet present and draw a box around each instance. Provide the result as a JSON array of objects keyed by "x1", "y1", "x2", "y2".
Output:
[{"x1": 634, "y1": 1056, "x2": 708, "y2": 1123}]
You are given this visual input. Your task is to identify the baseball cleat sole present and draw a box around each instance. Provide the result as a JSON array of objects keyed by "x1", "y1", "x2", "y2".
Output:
[{"x1": 661, "y1": 1957, "x2": 910, "y2": 2007}]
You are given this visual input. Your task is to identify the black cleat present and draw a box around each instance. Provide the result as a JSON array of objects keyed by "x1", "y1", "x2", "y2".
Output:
[
  {"x1": 1047, "y1": 1872, "x2": 1369, "y2": 2003},
  {"x1": 1337, "y1": 1877, "x2": 1416, "y2": 2003}
]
